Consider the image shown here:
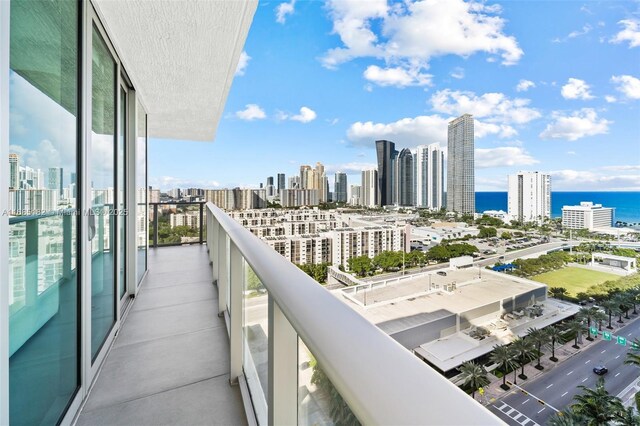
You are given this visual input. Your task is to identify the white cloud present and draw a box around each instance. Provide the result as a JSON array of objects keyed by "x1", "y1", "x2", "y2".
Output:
[
  {"x1": 605, "y1": 95, "x2": 617, "y2": 103},
  {"x1": 475, "y1": 147, "x2": 538, "y2": 168},
  {"x1": 568, "y1": 24, "x2": 593, "y2": 39},
  {"x1": 235, "y1": 51, "x2": 251, "y2": 76},
  {"x1": 322, "y1": 0, "x2": 522, "y2": 84},
  {"x1": 567, "y1": 151, "x2": 576, "y2": 155},
  {"x1": 450, "y1": 67, "x2": 465, "y2": 79},
  {"x1": 276, "y1": 0, "x2": 296, "y2": 24},
  {"x1": 539, "y1": 108, "x2": 611, "y2": 141},
  {"x1": 561, "y1": 78, "x2": 594, "y2": 100},
  {"x1": 600, "y1": 164, "x2": 640, "y2": 172},
  {"x1": 235, "y1": 104, "x2": 266, "y2": 121},
  {"x1": 346, "y1": 113, "x2": 518, "y2": 149},
  {"x1": 430, "y1": 89, "x2": 541, "y2": 124},
  {"x1": 149, "y1": 176, "x2": 221, "y2": 192},
  {"x1": 611, "y1": 75, "x2": 640, "y2": 100},
  {"x1": 363, "y1": 65, "x2": 432, "y2": 87},
  {"x1": 549, "y1": 169, "x2": 640, "y2": 191},
  {"x1": 290, "y1": 106, "x2": 317, "y2": 123},
  {"x1": 610, "y1": 19, "x2": 640, "y2": 48},
  {"x1": 325, "y1": 162, "x2": 377, "y2": 174},
  {"x1": 516, "y1": 79, "x2": 535, "y2": 92}
]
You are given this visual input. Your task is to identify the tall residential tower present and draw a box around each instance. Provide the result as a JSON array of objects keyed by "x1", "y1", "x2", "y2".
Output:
[
  {"x1": 507, "y1": 171, "x2": 551, "y2": 224},
  {"x1": 446, "y1": 114, "x2": 475, "y2": 214},
  {"x1": 415, "y1": 144, "x2": 444, "y2": 209},
  {"x1": 375, "y1": 140, "x2": 397, "y2": 206}
]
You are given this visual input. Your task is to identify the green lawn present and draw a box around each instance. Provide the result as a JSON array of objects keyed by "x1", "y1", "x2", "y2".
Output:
[{"x1": 532, "y1": 267, "x2": 619, "y2": 297}]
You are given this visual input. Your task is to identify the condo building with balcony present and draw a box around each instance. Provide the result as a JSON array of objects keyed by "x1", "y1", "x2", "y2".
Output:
[{"x1": 1, "y1": 1, "x2": 502, "y2": 425}]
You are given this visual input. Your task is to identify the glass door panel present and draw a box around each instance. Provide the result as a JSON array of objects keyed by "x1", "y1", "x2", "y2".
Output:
[
  {"x1": 90, "y1": 25, "x2": 117, "y2": 360},
  {"x1": 118, "y1": 87, "x2": 127, "y2": 300},
  {"x1": 8, "y1": 0, "x2": 80, "y2": 423}
]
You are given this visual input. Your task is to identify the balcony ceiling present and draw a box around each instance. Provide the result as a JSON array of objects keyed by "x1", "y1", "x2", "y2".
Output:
[{"x1": 93, "y1": 0, "x2": 257, "y2": 141}]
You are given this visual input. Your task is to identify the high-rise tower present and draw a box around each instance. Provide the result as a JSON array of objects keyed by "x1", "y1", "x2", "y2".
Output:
[
  {"x1": 334, "y1": 172, "x2": 347, "y2": 203},
  {"x1": 508, "y1": 172, "x2": 551, "y2": 224},
  {"x1": 416, "y1": 144, "x2": 444, "y2": 209},
  {"x1": 397, "y1": 149, "x2": 414, "y2": 206},
  {"x1": 375, "y1": 140, "x2": 397, "y2": 206},
  {"x1": 446, "y1": 114, "x2": 474, "y2": 214}
]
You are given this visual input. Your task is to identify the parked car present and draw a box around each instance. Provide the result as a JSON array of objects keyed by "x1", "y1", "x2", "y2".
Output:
[
  {"x1": 437, "y1": 271, "x2": 447, "y2": 276},
  {"x1": 593, "y1": 365, "x2": 608, "y2": 375}
]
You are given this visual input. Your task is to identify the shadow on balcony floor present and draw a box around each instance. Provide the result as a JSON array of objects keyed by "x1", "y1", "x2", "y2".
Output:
[{"x1": 77, "y1": 245, "x2": 247, "y2": 426}]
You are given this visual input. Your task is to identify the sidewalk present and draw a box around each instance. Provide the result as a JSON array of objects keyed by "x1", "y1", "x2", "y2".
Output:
[{"x1": 476, "y1": 317, "x2": 637, "y2": 406}]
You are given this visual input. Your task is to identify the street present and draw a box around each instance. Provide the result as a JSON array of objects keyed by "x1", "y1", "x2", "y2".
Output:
[{"x1": 489, "y1": 317, "x2": 640, "y2": 425}]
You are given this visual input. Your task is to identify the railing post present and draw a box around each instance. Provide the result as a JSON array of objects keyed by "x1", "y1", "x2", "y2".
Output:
[
  {"x1": 229, "y1": 241, "x2": 243, "y2": 383},
  {"x1": 153, "y1": 203, "x2": 158, "y2": 248},
  {"x1": 218, "y1": 229, "x2": 228, "y2": 317},
  {"x1": 212, "y1": 218, "x2": 219, "y2": 281},
  {"x1": 25, "y1": 218, "x2": 39, "y2": 306},
  {"x1": 199, "y1": 202, "x2": 204, "y2": 244},
  {"x1": 268, "y1": 297, "x2": 298, "y2": 426}
]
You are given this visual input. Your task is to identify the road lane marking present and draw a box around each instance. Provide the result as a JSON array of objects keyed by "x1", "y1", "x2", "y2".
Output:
[
  {"x1": 585, "y1": 360, "x2": 591, "y2": 364},
  {"x1": 546, "y1": 384, "x2": 554, "y2": 389},
  {"x1": 602, "y1": 350, "x2": 607, "y2": 354},
  {"x1": 492, "y1": 402, "x2": 541, "y2": 426},
  {"x1": 616, "y1": 355, "x2": 620, "y2": 359},
  {"x1": 616, "y1": 372, "x2": 621, "y2": 377},
  {"x1": 522, "y1": 398, "x2": 530, "y2": 405},
  {"x1": 629, "y1": 333, "x2": 633, "y2": 336},
  {"x1": 561, "y1": 391, "x2": 568, "y2": 397},
  {"x1": 582, "y1": 378, "x2": 588, "y2": 382},
  {"x1": 567, "y1": 370, "x2": 573, "y2": 375},
  {"x1": 538, "y1": 407, "x2": 546, "y2": 414}
]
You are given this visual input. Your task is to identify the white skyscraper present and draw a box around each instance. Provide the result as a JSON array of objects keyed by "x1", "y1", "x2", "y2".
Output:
[
  {"x1": 507, "y1": 171, "x2": 551, "y2": 224},
  {"x1": 446, "y1": 114, "x2": 475, "y2": 214},
  {"x1": 361, "y1": 169, "x2": 378, "y2": 207},
  {"x1": 416, "y1": 143, "x2": 444, "y2": 210}
]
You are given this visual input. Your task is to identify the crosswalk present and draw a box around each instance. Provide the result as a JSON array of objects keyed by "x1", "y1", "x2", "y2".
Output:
[{"x1": 492, "y1": 401, "x2": 540, "y2": 426}]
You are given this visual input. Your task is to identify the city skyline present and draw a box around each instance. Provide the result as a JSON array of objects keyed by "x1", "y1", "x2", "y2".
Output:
[{"x1": 148, "y1": 0, "x2": 640, "y2": 193}]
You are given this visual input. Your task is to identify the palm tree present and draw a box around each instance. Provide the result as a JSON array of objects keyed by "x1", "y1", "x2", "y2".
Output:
[
  {"x1": 577, "y1": 307, "x2": 598, "y2": 341},
  {"x1": 624, "y1": 338, "x2": 640, "y2": 368},
  {"x1": 615, "y1": 406, "x2": 640, "y2": 426},
  {"x1": 547, "y1": 410, "x2": 587, "y2": 426},
  {"x1": 547, "y1": 325, "x2": 564, "y2": 362},
  {"x1": 511, "y1": 337, "x2": 536, "y2": 380},
  {"x1": 622, "y1": 292, "x2": 635, "y2": 319},
  {"x1": 458, "y1": 361, "x2": 490, "y2": 399},
  {"x1": 600, "y1": 300, "x2": 616, "y2": 329},
  {"x1": 564, "y1": 319, "x2": 586, "y2": 349},
  {"x1": 527, "y1": 327, "x2": 549, "y2": 370},
  {"x1": 614, "y1": 294, "x2": 627, "y2": 323},
  {"x1": 490, "y1": 344, "x2": 516, "y2": 390},
  {"x1": 627, "y1": 288, "x2": 640, "y2": 315},
  {"x1": 549, "y1": 287, "x2": 568, "y2": 300},
  {"x1": 571, "y1": 377, "x2": 625, "y2": 424},
  {"x1": 592, "y1": 310, "x2": 607, "y2": 336}
]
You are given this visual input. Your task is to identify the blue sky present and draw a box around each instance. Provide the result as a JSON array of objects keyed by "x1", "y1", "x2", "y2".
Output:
[{"x1": 149, "y1": 0, "x2": 640, "y2": 192}]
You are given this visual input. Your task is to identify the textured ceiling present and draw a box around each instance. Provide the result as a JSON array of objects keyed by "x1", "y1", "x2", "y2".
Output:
[{"x1": 94, "y1": 0, "x2": 257, "y2": 141}]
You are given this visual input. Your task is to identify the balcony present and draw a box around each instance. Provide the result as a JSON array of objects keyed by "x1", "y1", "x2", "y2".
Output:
[
  {"x1": 76, "y1": 244, "x2": 247, "y2": 425},
  {"x1": 74, "y1": 202, "x2": 502, "y2": 425}
]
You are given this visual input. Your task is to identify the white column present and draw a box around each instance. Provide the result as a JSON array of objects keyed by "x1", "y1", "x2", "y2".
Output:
[
  {"x1": 268, "y1": 297, "x2": 298, "y2": 426},
  {"x1": 229, "y1": 242, "x2": 243, "y2": 383}
]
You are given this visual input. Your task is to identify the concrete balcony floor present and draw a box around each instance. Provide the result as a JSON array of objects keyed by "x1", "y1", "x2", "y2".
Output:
[{"x1": 77, "y1": 245, "x2": 246, "y2": 426}]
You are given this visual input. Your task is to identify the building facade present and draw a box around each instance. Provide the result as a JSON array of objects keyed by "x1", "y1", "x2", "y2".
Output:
[
  {"x1": 334, "y1": 172, "x2": 347, "y2": 203},
  {"x1": 562, "y1": 202, "x2": 614, "y2": 230},
  {"x1": 507, "y1": 171, "x2": 551, "y2": 224},
  {"x1": 397, "y1": 148, "x2": 415, "y2": 207},
  {"x1": 375, "y1": 139, "x2": 398, "y2": 206},
  {"x1": 446, "y1": 114, "x2": 475, "y2": 214},
  {"x1": 416, "y1": 143, "x2": 444, "y2": 210},
  {"x1": 279, "y1": 188, "x2": 319, "y2": 207},
  {"x1": 361, "y1": 169, "x2": 378, "y2": 208}
]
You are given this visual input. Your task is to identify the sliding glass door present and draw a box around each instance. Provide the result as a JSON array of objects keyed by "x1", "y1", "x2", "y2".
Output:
[{"x1": 90, "y1": 24, "x2": 117, "y2": 360}]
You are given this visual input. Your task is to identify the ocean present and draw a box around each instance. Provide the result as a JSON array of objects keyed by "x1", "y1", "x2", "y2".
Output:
[{"x1": 475, "y1": 192, "x2": 640, "y2": 224}]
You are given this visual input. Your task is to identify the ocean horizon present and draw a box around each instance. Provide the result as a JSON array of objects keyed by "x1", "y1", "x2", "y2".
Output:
[{"x1": 474, "y1": 191, "x2": 640, "y2": 223}]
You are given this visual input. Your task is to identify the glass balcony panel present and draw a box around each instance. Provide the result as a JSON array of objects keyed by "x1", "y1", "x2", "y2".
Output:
[
  {"x1": 243, "y1": 261, "x2": 268, "y2": 424},
  {"x1": 149, "y1": 202, "x2": 204, "y2": 247},
  {"x1": 298, "y1": 338, "x2": 360, "y2": 426}
]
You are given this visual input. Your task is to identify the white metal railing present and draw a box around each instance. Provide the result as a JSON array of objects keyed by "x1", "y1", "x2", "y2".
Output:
[{"x1": 206, "y1": 202, "x2": 504, "y2": 426}]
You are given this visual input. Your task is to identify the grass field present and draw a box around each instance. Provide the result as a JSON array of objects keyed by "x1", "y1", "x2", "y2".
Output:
[{"x1": 532, "y1": 267, "x2": 619, "y2": 297}]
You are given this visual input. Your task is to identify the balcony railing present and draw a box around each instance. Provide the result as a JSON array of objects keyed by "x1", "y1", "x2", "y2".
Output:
[
  {"x1": 205, "y1": 201, "x2": 503, "y2": 425},
  {"x1": 149, "y1": 202, "x2": 206, "y2": 248}
]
